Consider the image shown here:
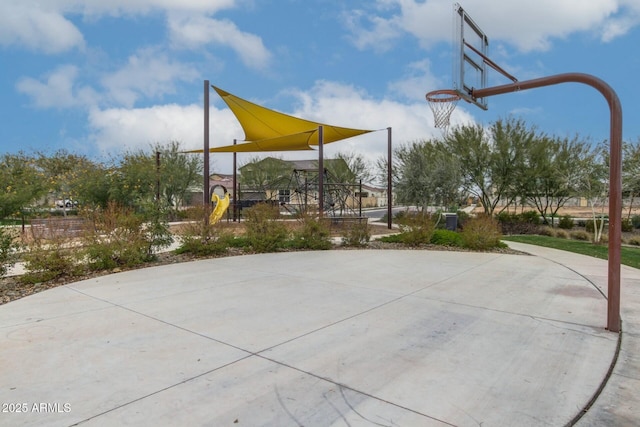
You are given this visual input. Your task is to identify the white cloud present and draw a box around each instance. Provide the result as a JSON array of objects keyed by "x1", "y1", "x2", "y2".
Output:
[
  {"x1": 16, "y1": 65, "x2": 96, "y2": 109},
  {"x1": 101, "y1": 48, "x2": 199, "y2": 108},
  {"x1": 344, "y1": 0, "x2": 640, "y2": 53},
  {"x1": 0, "y1": 1, "x2": 85, "y2": 54},
  {"x1": 87, "y1": 103, "x2": 242, "y2": 156},
  {"x1": 279, "y1": 81, "x2": 475, "y2": 171},
  {"x1": 387, "y1": 59, "x2": 442, "y2": 102},
  {"x1": 83, "y1": 80, "x2": 477, "y2": 174},
  {"x1": 167, "y1": 14, "x2": 272, "y2": 70}
]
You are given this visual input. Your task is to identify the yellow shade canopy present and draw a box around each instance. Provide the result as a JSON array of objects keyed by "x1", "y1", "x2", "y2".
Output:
[{"x1": 187, "y1": 86, "x2": 374, "y2": 153}]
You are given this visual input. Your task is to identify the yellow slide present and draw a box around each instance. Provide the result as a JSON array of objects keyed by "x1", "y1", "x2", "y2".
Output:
[{"x1": 210, "y1": 193, "x2": 230, "y2": 224}]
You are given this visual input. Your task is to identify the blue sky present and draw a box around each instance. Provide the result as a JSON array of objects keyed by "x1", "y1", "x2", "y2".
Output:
[{"x1": 1, "y1": 0, "x2": 639, "y2": 174}]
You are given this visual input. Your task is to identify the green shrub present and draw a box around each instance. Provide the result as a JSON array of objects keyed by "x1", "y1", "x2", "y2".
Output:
[
  {"x1": 20, "y1": 218, "x2": 85, "y2": 283},
  {"x1": 340, "y1": 220, "x2": 370, "y2": 247},
  {"x1": 455, "y1": 210, "x2": 470, "y2": 229},
  {"x1": 291, "y1": 215, "x2": 332, "y2": 250},
  {"x1": 520, "y1": 210, "x2": 542, "y2": 225},
  {"x1": 460, "y1": 215, "x2": 503, "y2": 250},
  {"x1": 628, "y1": 235, "x2": 640, "y2": 246},
  {"x1": 497, "y1": 211, "x2": 541, "y2": 235},
  {"x1": 558, "y1": 215, "x2": 574, "y2": 230},
  {"x1": 377, "y1": 233, "x2": 404, "y2": 244},
  {"x1": 0, "y1": 226, "x2": 19, "y2": 278},
  {"x1": 21, "y1": 239, "x2": 84, "y2": 284},
  {"x1": 396, "y1": 212, "x2": 435, "y2": 246},
  {"x1": 81, "y1": 202, "x2": 171, "y2": 271},
  {"x1": 570, "y1": 230, "x2": 591, "y2": 241},
  {"x1": 586, "y1": 217, "x2": 607, "y2": 233},
  {"x1": 244, "y1": 203, "x2": 288, "y2": 253},
  {"x1": 622, "y1": 218, "x2": 634, "y2": 232},
  {"x1": 537, "y1": 226, "x2": 556, "y2": 237},
  {"x1": 430, "y1": 229, "x2": 463, "y2": 247},
  {"x1": 174, "y1": 206, "x2": 235, "y2": 256},
  {"x1": 632, "y1": 215, "x2": 640, "y2": 229}
]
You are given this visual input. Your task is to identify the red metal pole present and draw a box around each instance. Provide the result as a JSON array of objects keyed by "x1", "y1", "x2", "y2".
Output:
[{"x1": 473, "y1": 73, "x2": 622, "y2": 332}]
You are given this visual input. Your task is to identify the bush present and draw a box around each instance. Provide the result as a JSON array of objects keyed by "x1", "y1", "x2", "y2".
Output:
[
  {"x1": 396, "y1": 212, "x2": 435, "y2": 247},
  {"x1": 0, "y1": 226, "x2": 19, "y2": 278},
  {"x1": 244, "y1": 203, "x2": 288, "y2": 253},
  {"x1": 20, "y1": 218, "x2": 84, "y2": 283},
  {"x1": 460, "y1": 215, "x2": 504, "y2": 250},
  {"x1": 570, "y1": 230, "x2": 591, "y2": 241},
  {"x1": 291, "y1": 215, "x2": 332, "y2": 250},
  {"x1": 586, "y1": 217, "x2": 607, "y2": 233},
  {"x1": 81, "y1": 202, "x2": 171, "y2": 271},
  {"x1": 340, "y1": 219, "x2": 370, "y2": 247},
  {"x1": 497, "y1": 211, "x2": 541, "y2": 235},
  {"x1": 520, "y1": 210, "x2": 542, "y2": 225},
  {"x1": 173, "y1": 205, "x2": 236, "y2": 256},
  {"x1": 21, "y1": 238, "x2": 83, "y2": 284},
  {"x1": 558, "y1": 215, "x2": 574, "y2": 230},
  {"x1": 622, "y1": 218, "x2": 634, "y2": 232},
  {"x1": 554, "y1": 229, "x2": 569, "y2": 239},
  {"x1": 628, "y1": 235, "x2": 640, "y2": 246},
  {"x1": 537, "y1": 226, "x2": 556, "y2": 237},
  {"x1": 430, "y1": 229, "x2": 463, "y2": 247},
  {"x1": 632, "y1": 215, "x2": 640, "y2": 229},
  {"x1": 455, "y1": 210, "x2": 470, "y2": 230}
]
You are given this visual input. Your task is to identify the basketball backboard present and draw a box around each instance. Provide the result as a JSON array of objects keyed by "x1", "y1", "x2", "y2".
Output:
[{"x1": 453, "y1": 3, "x2": 489, "y2": 110}]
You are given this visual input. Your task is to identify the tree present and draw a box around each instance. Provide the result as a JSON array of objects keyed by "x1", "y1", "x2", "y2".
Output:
[
  {"x1": 622, "y1": 139, "x2": 640, "y2": 219},
  {"x1": 239, "y1": 156, "x2": 291, "y2": 201},
  {"x1": 330, "y1": 151, "x2": 373, "y2": 184},
  {"x1": 154, "y1": 141, "x2": 202, "y2": 219},
  {"x1": 393, "y1": 139, "x2": 462, "y2": 210},
  {"x1": 576, "y1": 142, "x2": 609, "y2": 243},
  {"x1": 520, "y1": 135, "x2": 591, "y2": 225},
  {"x1": 0, "y1": 152, "x2": 45, "y2": 219},
  {"x1": 36, "y1": 150, "x2": 108, "y2": 212},
  {"x1": 108, "y1": 150, "x2": 157, "y2": 209},
  {"x1": 444, "y1": 118, "x2": 531, "y2": 215}
]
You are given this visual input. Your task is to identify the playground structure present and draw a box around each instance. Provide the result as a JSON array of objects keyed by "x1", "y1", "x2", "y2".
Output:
[
  {"x1": 209, "y1": 192, "x2": 230, "y2": 224},
  {"x1": 194, "y1": 86, "x2": 393, "y2": 228},
  {"x1": 426, "y1": 3, "x2": 622, "y2": 333}
]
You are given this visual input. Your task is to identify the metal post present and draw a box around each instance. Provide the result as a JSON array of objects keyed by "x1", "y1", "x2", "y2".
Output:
[
  {"x1": 359, "y1": 179, "x2": 363, "y2": 218},
  {"x1": 473, "y1": 73, "x2": 622, "y2": 332},
  {"x1": 203, "y1": 80, "x2": 210, "y2": 225},
  {"x1": 233, "y1": 139, "x2": 237, "y2": 221},
  {"x1": 387, "y1": 127, "x2": 393, "y2": 229},
  {"x1": 318, "y1": 125, "x2": 324, "y2": 216},
  {"x1": 155, "y1": 150, "x2": 161, "y2": 204}
]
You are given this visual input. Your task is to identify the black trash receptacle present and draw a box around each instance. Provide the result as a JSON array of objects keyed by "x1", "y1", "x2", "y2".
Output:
[{"x1": 444, "y1": 213, "x2": 458, "y2": 231}]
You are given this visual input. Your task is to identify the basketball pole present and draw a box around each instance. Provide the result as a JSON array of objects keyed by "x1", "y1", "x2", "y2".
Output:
[{"x1": 473, "y1": 72, "x2": 622, "y2": 333}]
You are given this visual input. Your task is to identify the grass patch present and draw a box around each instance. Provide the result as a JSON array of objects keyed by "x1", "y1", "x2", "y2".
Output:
[{"x1": 503, "y1": 235, "x2": 640, "y2": 269}]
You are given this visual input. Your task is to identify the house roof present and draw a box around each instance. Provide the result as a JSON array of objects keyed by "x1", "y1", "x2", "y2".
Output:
[
  {"x1": 238, "y1": 157, "x2": 347, "y2": 172},
  {"x1": 187, "y1": 87, "x2": 374, "y2": 153}
]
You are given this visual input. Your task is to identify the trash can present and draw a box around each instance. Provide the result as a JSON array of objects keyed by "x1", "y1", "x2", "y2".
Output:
[{"x1": 444, "y1": 213, "x2": 458, "y2": 231}]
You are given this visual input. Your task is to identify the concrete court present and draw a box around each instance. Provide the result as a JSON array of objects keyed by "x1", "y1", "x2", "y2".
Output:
[{"x1": 0, "y1": 247, "x2": 623, "y2": 426}]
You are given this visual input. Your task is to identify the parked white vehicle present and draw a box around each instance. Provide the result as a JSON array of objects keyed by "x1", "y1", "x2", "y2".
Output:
[{"x1": 56, "y1": 199, "x2": 78, "y2": 208}]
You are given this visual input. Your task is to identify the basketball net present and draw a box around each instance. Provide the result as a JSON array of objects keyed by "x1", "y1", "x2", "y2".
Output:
[{"x1": 426, "y1": 90, "x2": 460, "y2": 136}]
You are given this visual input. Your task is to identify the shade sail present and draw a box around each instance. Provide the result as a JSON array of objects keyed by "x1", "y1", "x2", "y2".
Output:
[
  {"x1": 187, "y1": 130, "x2": 316, "y2": 153},
  {"x1": 205, "y1": 86, "x2": 374, "y2": 152}
]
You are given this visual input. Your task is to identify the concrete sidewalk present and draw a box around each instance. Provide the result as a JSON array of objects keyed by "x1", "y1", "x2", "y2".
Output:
[
  {"x1": 0, "y1": 247, "x2": 630, "y2": 426},
  {"x1": 506, "y1": 242, "x2": 640, "y2": 426}
]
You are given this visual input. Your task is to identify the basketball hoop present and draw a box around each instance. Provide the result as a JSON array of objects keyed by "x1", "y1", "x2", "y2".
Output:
[{"x1": 426, "y1": 89, "x2": 461, "y2": 130}]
